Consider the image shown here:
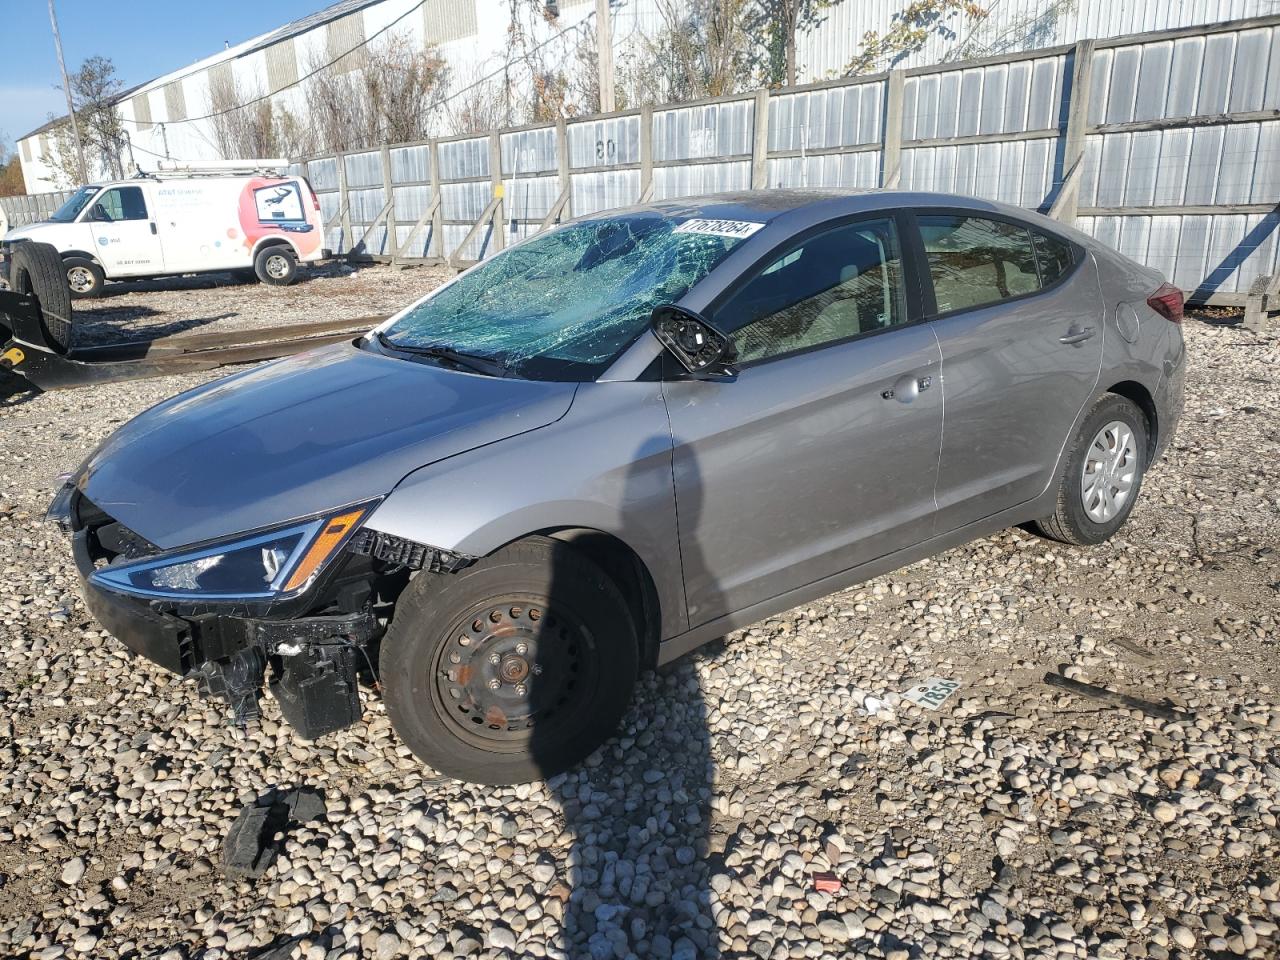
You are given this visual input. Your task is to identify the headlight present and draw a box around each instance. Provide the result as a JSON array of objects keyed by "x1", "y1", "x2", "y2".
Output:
[{"x1": 90, "y1": 505, "x2": 372, "y2": 601}]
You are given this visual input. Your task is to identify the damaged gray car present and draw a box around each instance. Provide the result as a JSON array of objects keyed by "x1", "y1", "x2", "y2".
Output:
[{"x1": 50, "y1": 190, "x2": 1185, "y2": 784}]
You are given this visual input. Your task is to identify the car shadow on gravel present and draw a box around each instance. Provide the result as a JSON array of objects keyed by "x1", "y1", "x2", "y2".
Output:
[{"x1": 535, "y1": 443, "x2": 720, "y2": 959}]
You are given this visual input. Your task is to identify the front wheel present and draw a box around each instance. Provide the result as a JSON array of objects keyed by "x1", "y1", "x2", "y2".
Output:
[
  {"x1": 253, "y1": 245, "x2": 298, "y2": 286},
  {"x1": 1031, "y1": 393, "x2": 1148, "y2": 545},
  {"x1": 380, "y1": 537, "x2": 639, "y2": 784},
  {"x1": 64, "y1": 257, "x2": 105, "y2": 299}
]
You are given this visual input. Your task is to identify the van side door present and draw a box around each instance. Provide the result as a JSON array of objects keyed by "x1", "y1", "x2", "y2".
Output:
[{"x1": 87, "y1": 185, "x2": 164, "y2": 277}]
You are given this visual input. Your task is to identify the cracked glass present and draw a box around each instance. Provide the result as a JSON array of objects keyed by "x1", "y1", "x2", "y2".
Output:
[{"x1": 383, "y1": 213, "x2": 749, "y2": 380}]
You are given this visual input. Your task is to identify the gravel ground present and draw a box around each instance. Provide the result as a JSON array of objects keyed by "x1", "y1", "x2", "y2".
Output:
[
  {"x1": 0, "y1": 277, "x2": 1277, "y2": 960},
  {"x1": 62, "y1": 262, "x2": 450, "y2": 347}
]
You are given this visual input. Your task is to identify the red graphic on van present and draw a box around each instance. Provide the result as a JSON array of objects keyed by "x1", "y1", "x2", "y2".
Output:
[{"x1": 236, "y1": 178, "x2": 321, "y2": 257}]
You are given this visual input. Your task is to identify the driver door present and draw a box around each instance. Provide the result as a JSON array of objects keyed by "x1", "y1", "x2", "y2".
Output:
[
  {"x1": 88, "y1": 185, "x2": 164, "y2": 277},
  {"x1": 661, "y1": 216, "x2": 944, "y2": 627}
]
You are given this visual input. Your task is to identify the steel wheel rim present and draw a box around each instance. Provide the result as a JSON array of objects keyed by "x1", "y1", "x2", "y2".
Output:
[
  {"x1": 67, "y1": 266, "x2": 95, "y2": 293},
  {"x1": 431, "y1": 594, "x2": 598, "y2": 751},
  {"x1": 265, "y1": 254, "x2": 290, "y2": 279},
  {"x1": 1081, "y1": 419, "x2": 1137, "y2": 523}
]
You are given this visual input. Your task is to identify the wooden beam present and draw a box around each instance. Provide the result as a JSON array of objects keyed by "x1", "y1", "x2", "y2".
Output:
[
  {"x1": 1055, "y1": 38, "x2": 1095, "y2": 226},
  {"x1": 881, "y1": 70, "x2": 905, "y2": 189},
  {"x1": 751, "y1": 88, "x2": 770, "y2": 189}
]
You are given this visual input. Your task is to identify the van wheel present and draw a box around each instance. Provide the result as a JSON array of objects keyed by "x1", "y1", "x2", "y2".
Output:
[
  {"x1": 254, "y1": 245, "x2": 298, "y2": 286},
  {"x1": 380, "y1": 537, "x2": 639, "y2": 785},
  {"x1": 64, "y1": 257, "x2": 105, "y2": 299},
  {"x1": 1031, "y1": 394, "x2": 1148, "y2": 546},
  {"x1": 8, "y1": 241, "x2": 74, "y2": 352}
]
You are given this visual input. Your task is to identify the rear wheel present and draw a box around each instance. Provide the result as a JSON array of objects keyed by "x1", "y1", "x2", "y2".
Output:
[
  {"x1": 253, "y1": 245, "x2": 298, "y2": 286},
  {"x1": 380, "y1": 537, "x2": 639, "y2": 784},
  {"x1": 1031, "y1": 394, "x2": 1148, "y2": 545},
  {"x1": 64, "y1": 257, "x2": 105, "y2": 299}
]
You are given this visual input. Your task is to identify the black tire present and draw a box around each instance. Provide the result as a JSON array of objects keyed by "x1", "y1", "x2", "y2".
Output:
[
  {"x1": 8, "y1": 241, "x2": 74, "y2": 351},
  {"x1": 1031, "y1": 394, "x2": 1148, "y2": 546},
  {"x1": 253, "y1": 245, "x2": 298, "y2": 286},
  {"x1": 64, "y1": 256, "x2": 105, "y2": 299},
  {"x1": 380, "y1": 536, "x2": 639, "y2": 784}
]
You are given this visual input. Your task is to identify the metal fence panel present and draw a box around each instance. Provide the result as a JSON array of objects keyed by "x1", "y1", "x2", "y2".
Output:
[{"x1": 652, "y1": 101, "x2": 753, "y2": 161}]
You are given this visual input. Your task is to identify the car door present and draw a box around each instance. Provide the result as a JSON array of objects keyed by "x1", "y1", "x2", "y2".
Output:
[
  {"x1": 916, "y1": 212, "x2": 1103, "y2": 533},
  {"x1": 87, "y1": 184, "x2": 164, "y2": 277},
  {"x1": 662, "y1": 215, "x2": 944, "y2": 627}
]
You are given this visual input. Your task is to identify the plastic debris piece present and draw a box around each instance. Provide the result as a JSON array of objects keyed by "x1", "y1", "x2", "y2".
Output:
[
  {"x1": 221, "y1": 785, "x2": 327, "y2": 879},
  {"x1": 902, "y1": 677, "x2": 961, "y2": 710},
  {"x1": 813, "y1": 872, "x2": 843, "y2": 893}
]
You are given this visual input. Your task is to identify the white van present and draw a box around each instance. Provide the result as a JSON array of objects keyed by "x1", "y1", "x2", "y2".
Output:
[{"x1": 1, "y1": 160, "x2": 329, "y2": 298}]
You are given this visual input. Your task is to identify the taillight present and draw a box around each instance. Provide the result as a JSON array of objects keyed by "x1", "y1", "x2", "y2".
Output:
[
  {"x1": 1146, "y1": 283, "x2": 1184, "y2": 323},
  {"x1": 310, "y1": 189, "x2": 321, "y2": 212}
]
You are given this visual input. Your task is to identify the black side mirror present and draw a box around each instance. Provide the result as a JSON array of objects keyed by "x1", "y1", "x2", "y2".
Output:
[
  {"x1": 651, "y1": 305, "x2": 737, "y2": 377},
  {"x1": 89, "y1": 204, "x2": 109, "y2": 222}
]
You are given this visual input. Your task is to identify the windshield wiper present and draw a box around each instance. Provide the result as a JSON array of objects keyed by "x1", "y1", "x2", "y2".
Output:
[{"x1": 374, "y1": 331, "x2": 509, "y2": 377}]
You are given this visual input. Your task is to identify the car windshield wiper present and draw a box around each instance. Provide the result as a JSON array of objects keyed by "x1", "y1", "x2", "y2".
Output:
[{"x1": 374, "y1": 331, "x2": 509, "y2": 378}]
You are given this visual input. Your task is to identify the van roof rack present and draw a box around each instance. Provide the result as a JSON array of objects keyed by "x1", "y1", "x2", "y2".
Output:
[{"x1": 144, "y1": 159, "x2": 293, "y2": 179}]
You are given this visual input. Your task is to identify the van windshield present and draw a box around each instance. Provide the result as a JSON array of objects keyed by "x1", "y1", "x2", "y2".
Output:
[
  {"x1": 48, "y1": 186, "x2": 101, "y2": 223},
  {"x1": 378, "y1": 212, "x2": 748, "y2": 380}
]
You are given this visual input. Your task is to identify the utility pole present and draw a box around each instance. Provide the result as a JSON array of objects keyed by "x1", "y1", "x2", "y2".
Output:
[
  {"x1": 48, "y1": 0, "x2": 89, "y2": 185},
  {"x1": 595, "y1": 0, "x2": 615, "y2": 113}
]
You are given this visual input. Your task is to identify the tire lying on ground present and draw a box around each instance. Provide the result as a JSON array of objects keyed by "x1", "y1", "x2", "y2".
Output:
[
  {"x1": 64, "y1": 256, "x2": 106, "y2": 300},
  {"x1": 7, "y1": 241, "x2": 75, "y2": 352},
  {"x1": 254, "y1": 244, "x2": 299, "y2": 286}
]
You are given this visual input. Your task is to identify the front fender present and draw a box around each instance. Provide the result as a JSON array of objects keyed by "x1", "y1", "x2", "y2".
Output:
[{"x1": 364, "y1": 381, "x2": 688, "y2": 639}]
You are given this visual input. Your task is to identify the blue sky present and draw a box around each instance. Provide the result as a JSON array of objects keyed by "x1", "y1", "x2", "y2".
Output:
[{"x1": 1, "y1": 0, "x2": 323, "y2": 151}]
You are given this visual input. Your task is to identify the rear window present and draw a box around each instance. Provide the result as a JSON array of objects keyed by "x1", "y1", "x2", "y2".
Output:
[{"x1": 919, "y1": 215, "x2": 1075, "y2": 314}]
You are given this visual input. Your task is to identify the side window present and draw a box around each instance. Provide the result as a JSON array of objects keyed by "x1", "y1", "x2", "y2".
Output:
[
  {"x1": 95, "y1": 186, "x2": 149, "y2": 222},
  {"x1": 919, "y1": 215, "x2": 1039, "y2": 314},
  {"x1": 1032, "y1": 230, "x2": 1074, "y2": 286},
  {"x1": 718, "y1": 219, "x2": 906, "y2": 365}
]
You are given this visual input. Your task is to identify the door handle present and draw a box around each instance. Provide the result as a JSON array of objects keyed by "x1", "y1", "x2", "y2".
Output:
[
  {"x1": 881, "y1": 374, "x2": 932, "y2": 403},
  {"x1": 1058, "y1": 326, "x2": 1095, "y2": 345},
  {"x1": 150, "y1": 222, "x2": 157, "y2": 235}
]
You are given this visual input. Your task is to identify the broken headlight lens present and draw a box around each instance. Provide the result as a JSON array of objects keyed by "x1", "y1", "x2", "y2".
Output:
[{"x1": 90, "y1": 506, "x2": 371, "y2": 600}]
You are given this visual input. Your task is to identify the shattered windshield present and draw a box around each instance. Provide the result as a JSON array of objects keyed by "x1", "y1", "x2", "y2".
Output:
[
  {"x1": 49, "y1": 186, "x2": 100, "y2": 223},
  {"x1": 381, "y1": 212, "x2": 749, "y2": 380}
]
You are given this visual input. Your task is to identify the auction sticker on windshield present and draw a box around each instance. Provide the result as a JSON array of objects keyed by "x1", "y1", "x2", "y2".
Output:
[
  {"x1": 673, "y1": 218, "x2": 765, "y2": 239},
  {"x1": 902, "y1": 677, "x2": 961, "y2": 710}
]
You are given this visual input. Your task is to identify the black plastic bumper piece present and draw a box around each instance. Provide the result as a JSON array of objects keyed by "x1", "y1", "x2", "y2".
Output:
[{"x1": 270, "y1": 642, "x2": 362, "y2": 740}]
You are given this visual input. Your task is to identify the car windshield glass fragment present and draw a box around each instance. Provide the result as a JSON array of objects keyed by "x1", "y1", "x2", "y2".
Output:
[
  {"x1": 49, "y1": 186, "x2": 99, "y2": 223},
  {"x1": 382, "y1": 213, "x2": 750, "y2": 379}
]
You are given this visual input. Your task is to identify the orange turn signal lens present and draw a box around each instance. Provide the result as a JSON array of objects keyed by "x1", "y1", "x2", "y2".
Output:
[{"x1": 282, "y1": 508, "x2": 366, "y2": 592}]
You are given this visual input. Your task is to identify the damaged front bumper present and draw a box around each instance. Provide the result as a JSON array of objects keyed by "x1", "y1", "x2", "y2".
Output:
[{"x1": 57, "y1": 484, "x2": 380, "y2": 739}]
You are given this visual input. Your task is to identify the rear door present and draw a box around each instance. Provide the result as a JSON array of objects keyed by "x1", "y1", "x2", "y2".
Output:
[
  {"x1": 87, "y1": 185, "x2": 164, "y2": 277},
  {"x1": 663, "y1": 214, "x2": 944, "y2": 627},
  {"x1": 917, "y1": 211, "x2": 1103, "y2": 533}
]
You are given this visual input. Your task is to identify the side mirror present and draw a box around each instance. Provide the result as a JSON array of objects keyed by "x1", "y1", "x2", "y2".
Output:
[
  {"x1": 650, "y1": 305, "x2": 737, "y2": 377},
  {"x1": 89, "y1": 204, "x2": 109, "y2": 222}
]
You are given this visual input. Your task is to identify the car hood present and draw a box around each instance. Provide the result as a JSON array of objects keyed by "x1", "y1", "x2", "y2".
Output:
[{"x1": 78, "y1": 342, "x2": 578, "y2": 548}]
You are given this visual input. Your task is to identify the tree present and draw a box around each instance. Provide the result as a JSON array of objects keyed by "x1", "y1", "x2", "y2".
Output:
[
  {"x1": 619, "y1": 0, "x2": 761, "y2": 106},
  {"x1": 758, "y1": 0, "x2": 834, "y2": 88},
  {"x1": 0, "y1": 140, "x2": 26, "y2": 197},
  {"x1": 210, "y1": 73, "x2": 314, "y2": 160},
  {"x1": 68, "y1": 55, "x2": 128, "y2": 178},
  {"x1": 845, "y1": 0, "x2": 988, "y2": 75},
  {"x1": 306, "y1": 32, "x2": 449, "y2": 152}
]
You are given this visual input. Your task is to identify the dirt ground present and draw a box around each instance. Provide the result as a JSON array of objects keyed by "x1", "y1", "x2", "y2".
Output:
[{"x1": 0, "y1": 268, "x2": 1277, "y2": 960}]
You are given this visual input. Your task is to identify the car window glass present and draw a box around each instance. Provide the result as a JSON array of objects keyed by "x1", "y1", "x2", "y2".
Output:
[
  {"x1": 1032, "y1": 230, "x2": 1074, "y2": 286},
  {"x1": 96, "y1": 186, "x2": 148, "y2": 222},
  {"x1": 718, "y1": 218, "x2": 906, "y2": 365},
  {"x1": 919, "y1": 215, "x2": 1039, "y2": 314}
]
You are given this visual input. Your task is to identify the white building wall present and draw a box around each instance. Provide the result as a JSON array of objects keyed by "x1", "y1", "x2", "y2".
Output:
[{"x1": 17, "y1": 0, "x2": 1277, "y2": 192}]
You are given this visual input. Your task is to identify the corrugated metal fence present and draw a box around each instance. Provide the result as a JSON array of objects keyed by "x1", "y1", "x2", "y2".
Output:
[
  {"x1": 292, "y1": 14, "x2": 1279, "y2": 303},
  {"x1": 7, "y1": 15, "x2": 1278, "y2": 304},
  {"x1": 0, "y1": 190, "x2": 74, "y2": 233}
]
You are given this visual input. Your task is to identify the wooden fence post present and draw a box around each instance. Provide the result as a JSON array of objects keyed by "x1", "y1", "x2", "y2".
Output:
[
  {"x1": 1052, "y1": 38, "x2": 1097, "y2": 226},
  {"x1": 881, "y1": 70, "x2": 905, "y2": 189},
  {"x1": 336, "y1": 152, "x2": 352, "y2": 257},
  {"x1": 751, "y1": 88, "x2": 770, "y2": 190},
  {"x1": 381, "y1": 143, "x2": 396, "y2": 265},
  {"x1": 428, "y1": 140, "x2": 443, "y2": 261},
  {"x1": 489, "y1": 131, "x2": 505, "y2": 254}
]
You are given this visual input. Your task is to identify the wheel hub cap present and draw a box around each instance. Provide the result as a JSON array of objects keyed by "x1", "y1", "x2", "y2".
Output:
[
  {"x1": 67, "y1": 267, "x2": 93, "y2": 292},
  {"x1": 434, "y1": 601, "x2": 590, "y2": 743},
  {"x1": 1081, "y1": 420, "x2": 1137, "y2": 523},
  {"x1": 267, "y1": 256, "x2": 289, "y2": 278}
]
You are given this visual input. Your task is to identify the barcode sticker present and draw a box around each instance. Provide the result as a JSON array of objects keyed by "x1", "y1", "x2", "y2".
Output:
[{"x1": 673, "y1": 218, "x2": 765, "y2": 239}]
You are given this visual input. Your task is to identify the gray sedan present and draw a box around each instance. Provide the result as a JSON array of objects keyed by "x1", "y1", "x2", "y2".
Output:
[{"x1": 52, "y1": 190, "x2": 1185, "y2": 784}]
